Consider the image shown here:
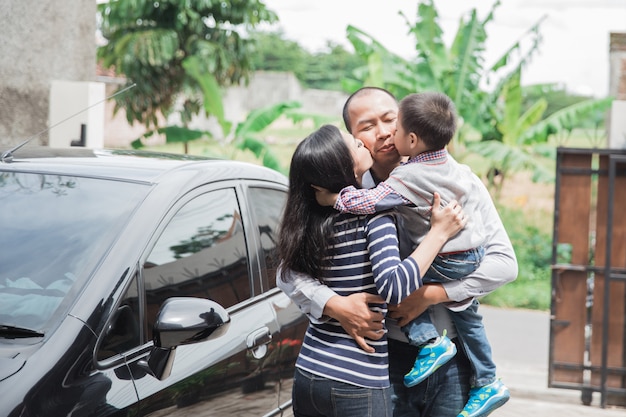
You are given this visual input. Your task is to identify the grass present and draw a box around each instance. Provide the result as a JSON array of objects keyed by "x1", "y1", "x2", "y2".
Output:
[{"x1": 480, "y1": 205, "x2": 553, "y2": 311}]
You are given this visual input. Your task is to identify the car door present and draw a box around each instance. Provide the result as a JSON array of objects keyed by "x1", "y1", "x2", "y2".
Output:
[
  {"x1": 125, "y1": 182, "x2": 287, "y2": 416},
  {"x1": 244, "y1": 184, "x2": 307, "y2": 413}
]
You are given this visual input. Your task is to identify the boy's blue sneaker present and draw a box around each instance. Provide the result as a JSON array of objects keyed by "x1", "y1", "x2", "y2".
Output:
[
  {"x1": 458, "y1": 379, "x2": 510, "y2": 417},
  {"x1": 403, "y1": 330, "x2": 457, "y2": 387}
]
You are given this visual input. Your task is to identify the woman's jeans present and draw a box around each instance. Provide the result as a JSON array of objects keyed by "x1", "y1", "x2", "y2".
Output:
[
  {"x1": 401, "y1": 246, "x2": 496, "y2": 386},
  {"x1": 292, "y1": 368, "x2": 392, "y2": 417}
]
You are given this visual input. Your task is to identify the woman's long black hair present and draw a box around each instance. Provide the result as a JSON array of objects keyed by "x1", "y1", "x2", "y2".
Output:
[{"x1": 277, "y1": 124, "x2": 360, "y2": 283}]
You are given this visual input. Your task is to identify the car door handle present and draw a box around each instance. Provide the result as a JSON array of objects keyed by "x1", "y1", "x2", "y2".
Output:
[
  {"x1": 247, "y1": 327, "x2": 272, "y2": 348},
  {"x1": 247, "y1": 327, "x2": 272, "y2": 359}
]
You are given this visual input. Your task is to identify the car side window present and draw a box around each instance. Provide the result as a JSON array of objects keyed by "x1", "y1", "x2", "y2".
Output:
[
  {"x1": 247, "y1": 187, "x2": 286, "y2": 289},
  {"x1": 143, "y1": 188, "x2": 251, "y2": 341}
]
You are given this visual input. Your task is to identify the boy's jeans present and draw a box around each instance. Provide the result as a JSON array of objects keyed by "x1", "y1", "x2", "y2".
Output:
[
  {"x1": 389, "y1": 337, "x2": 471, "y2": 416},
  {"x1": 401, "y1": 246, "x2": 496, "y2": 386}
]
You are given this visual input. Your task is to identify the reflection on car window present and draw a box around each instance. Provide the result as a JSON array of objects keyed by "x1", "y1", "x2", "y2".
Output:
[
  {"x1": 248, "y1": 187, "x2": 286, "y2": 289},
  {"x1": 97, "y1": 274, "x2": 141, "y2": 360},
  {"x1": 143, "y1": 188, "x2": 251, "y2": 340},
  {"x1": 0, "y1": 172, "x2": 147, "y2": 331}
]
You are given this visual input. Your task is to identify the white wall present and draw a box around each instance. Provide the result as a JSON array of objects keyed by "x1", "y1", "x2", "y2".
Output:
[
  {"x1": 49, "y1": 81, "x2": 105, "y2": 148},
  {"x1": 608, "y1": 100, "x2": 626, "y2": 149},
  {"x1": 0, "y1": 0, "x2": 96, "y2": 147},
  {"x1": 101, "y1": 71, "x2": 348, "y2": 148}
]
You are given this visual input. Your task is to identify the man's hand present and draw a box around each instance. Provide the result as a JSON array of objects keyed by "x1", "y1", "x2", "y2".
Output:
[
  {"x1": 324, "y1": 293, "x2": 385, "y2": 353},
  {"x1": 312, "y1": 185, "x2": 339, "y2": 207},
  {"x1": 387, "y1": 284, "x2": 450, "y2": 327}
]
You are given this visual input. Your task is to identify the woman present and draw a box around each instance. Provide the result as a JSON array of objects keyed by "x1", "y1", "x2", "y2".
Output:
[{"x1": 277, "y1": 124, "x2": 466, "y2": 417}]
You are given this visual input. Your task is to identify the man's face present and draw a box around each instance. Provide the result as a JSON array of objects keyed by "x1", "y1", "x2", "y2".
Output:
[{"x1": 347, "y1": 91, "x2": 402, "y2": 171}]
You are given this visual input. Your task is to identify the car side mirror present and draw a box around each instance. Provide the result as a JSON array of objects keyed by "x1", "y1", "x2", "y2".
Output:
[
  {"x1": 140, "y1": 297, "x2": 230, "y2": 380},
  {"x1": 154, "y1": 297, "x2": 230, "y2": 348}
]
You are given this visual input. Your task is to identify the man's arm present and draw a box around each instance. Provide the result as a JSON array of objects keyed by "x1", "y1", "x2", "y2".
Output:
[
  {"x1": 276, "y1": 266, "x2": 385, "y2": 353},
  {"x1": 276, "y1": 267, "x2": 337, "y2": 322},
  {"x1": 441, "y1": 177, "x2": 518, "y2": 304}
]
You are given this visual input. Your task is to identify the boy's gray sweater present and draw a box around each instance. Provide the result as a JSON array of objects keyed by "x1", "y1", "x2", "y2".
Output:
[{"x1": 386, "y1": 153, "x2": 486, "y2": 254}]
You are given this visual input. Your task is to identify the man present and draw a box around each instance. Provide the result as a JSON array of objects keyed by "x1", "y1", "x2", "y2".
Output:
[{"x1": 278, "y1": 87, "x2": 518, "y2": 416}]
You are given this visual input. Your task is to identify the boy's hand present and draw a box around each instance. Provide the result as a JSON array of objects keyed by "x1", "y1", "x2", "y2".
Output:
[
  {"x1": 312, "y1": 185, "x2": 339, "y2": 207},
  {"x1": 430, "y1": 192, "x2": 466, "y2": 238}
]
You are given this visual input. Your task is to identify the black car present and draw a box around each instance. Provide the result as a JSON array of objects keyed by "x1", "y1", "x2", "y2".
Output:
[{"x1": 0, "y1": 147, "x2": 306, "y2": 416}]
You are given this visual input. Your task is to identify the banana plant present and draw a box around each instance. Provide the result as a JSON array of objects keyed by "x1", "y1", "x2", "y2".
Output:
[
  {"x1": 130, "y1": 54, "x2": 229, "y2": 153},
  {"x1": 228, "y1": 101, "x2": 302, "y2": 174},
  {"x1": 131, "y1": 53, "x2": 336, "y2": 172},
  {"x1": 229, "y1": 100, "x2": 338, "y2": 174},
  {"x1": 341, "y1": 0, "x2": 615, "y2": 200},
  {"x1": 343, "y1": 0, "x2": 544, "y2": 149},
  {"x1": 132, "y1": 97, "x2": 306, "y2": 173},
  {"x1": 466, "y1": 69, "x2": 613, "y2": 198}
]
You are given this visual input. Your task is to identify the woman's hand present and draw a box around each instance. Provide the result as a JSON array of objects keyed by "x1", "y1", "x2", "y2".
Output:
[{"x1": 430, "y1": 192, "x2": 466, "y2": 239}]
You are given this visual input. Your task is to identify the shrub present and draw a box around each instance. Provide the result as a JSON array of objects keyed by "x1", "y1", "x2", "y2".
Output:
[{"x1": 481, "y1": 205, "x2": 552, "y2": 310}]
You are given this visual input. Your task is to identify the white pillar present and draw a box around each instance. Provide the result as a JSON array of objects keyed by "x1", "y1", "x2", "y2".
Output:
[
  {"x1": 608, "y1": 100, "x2": 626, "y2": 149},
  {"x1": 608, "y1": 33, "x2": 626, "y2": 149}
]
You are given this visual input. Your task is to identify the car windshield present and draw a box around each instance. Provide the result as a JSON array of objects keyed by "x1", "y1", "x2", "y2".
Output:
[{"x1": 0, "y1": 171, "x2": 149, "y2": 334}]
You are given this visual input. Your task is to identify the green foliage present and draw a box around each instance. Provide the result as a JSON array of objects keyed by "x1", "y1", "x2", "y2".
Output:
[
  {"x1": 305, "y1": 42, "x2": 367, "y2": 91},
  {"x1": 223, "y1": 100, "x2": 335, "y2": 174},
  {"x1": 249, "y1": 31, "x2": 366, "y2": 91},
  {"x1": 342, "y1": 0, "x2": 612, "y2": 199},
  {"x1": 182, "y1": 56, "x2": 230, "y2": 135},
  {"x1": 229, "y1": 101, "x2": 302, "y2": 173},
  {"x1": 519, "y1": 95, "x2": 613, "y2": 147},
  {"x1": 528, "y1": 86, "x2": 612, "y2": 148},
  {"x1": 97, "y1": 0, "x2": 277, "y2": 128},
  {"x1": 233, "y1": 101, "x2": 300, "y2": 138},
  {"x1": 342, "y1": 0, "x2": 546, "y2": 151},
  {"x1": 481, "y1": 276, "x2": 551, "y2": 311},
  {"x1": 481, "y1": 205, "x2": 552, "y2": 310},
  {"x1": 249, "y1": 30, "x2": 307, "y2": 77},
  {"x1": 523, "y1": 84, "x2": 594, "y2": 119},
  {"x1": 344, "y1": 25, "x2": 414, "y2": 93}
]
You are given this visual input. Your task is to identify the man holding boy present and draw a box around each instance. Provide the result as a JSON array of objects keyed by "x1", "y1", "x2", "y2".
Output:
[{"x1": 278, "y1": 87, "x2": 517, "y2": 416}]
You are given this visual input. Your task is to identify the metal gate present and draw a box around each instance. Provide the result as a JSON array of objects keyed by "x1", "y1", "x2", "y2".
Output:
[{"x1": 549, "y1": 147, "x2": 626, "y2": 408}]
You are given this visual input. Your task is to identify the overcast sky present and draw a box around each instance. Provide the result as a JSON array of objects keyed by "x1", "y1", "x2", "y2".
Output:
[{"x1": 262, "y1": 0, "x2": 626, "y2": 97}]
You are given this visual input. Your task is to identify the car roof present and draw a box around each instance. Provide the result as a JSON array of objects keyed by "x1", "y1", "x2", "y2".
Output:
[{"x1": 0, "y1": 146, "x2": 288, "y2": 185}]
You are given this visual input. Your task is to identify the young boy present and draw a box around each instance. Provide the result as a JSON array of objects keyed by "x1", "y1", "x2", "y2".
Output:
[{"x1": 315, "y1": 92, "x2": 510, "y2": 417}]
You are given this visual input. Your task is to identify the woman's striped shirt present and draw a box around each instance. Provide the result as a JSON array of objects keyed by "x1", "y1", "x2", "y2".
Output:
[{"x1": 295, "y1": 212, "x2": 423, "y2": 388}]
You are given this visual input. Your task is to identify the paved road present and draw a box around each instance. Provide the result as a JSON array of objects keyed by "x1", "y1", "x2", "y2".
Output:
[
  {"x1": 481, "y1": 305, "x2": 625, "y2": 416},
  {"x1": 159, "y1": 306, "x2": 624, "y2": 416}
]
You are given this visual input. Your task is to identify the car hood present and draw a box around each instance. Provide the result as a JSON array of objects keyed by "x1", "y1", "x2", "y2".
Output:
[
  {"x1": 0, "y1": 356, "x2": 25, "y2": 381},
  {"x1": 0, "y1": 339, "x2": 44, "y2": 382}
]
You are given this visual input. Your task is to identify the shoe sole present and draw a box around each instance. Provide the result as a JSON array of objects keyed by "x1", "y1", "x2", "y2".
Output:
[{"x1": 403, "y1": 344, "x2": 457, "y2": 388}]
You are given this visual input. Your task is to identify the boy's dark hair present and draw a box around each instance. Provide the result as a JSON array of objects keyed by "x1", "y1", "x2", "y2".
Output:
[
  {"x1": 399, "y1": 92, "x2": 457, "y2": 150},
  {"x1": 342, "y1": 87, "x2": 397, "y2": 134}
]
